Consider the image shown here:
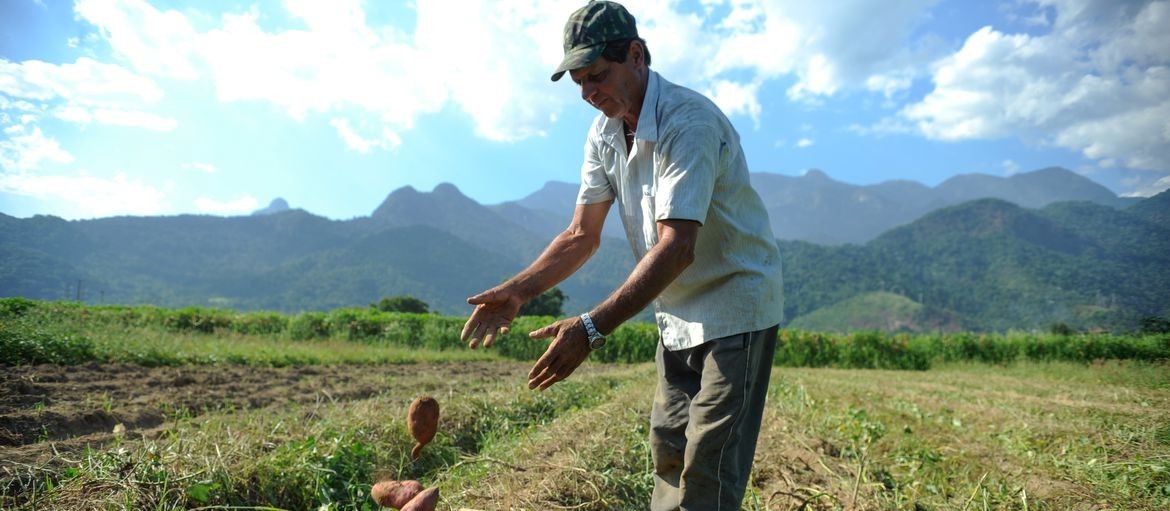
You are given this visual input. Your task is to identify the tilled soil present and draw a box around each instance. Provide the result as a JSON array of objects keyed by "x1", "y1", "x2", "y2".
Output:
[{"x1": 0, "y1": 361, "x2": 530, "y2": 467}]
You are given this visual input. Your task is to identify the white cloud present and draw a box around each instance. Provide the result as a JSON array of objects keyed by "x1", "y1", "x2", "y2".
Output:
[
  {"x1": 91, "y1": 108, "x2": 177, "y2": 131},
  {"x1": 74, "y1": 0, "x2": 200, "y2": 79},
  {"x1": 182, "y1": 162, "x2": 217, "y2": 174},
  {"x1": 0, "y1": 57, "x2": 163, "y2": 105},
  {"x1": 702, "y1": 0, "x2": 937, "y2": 105},
  {"x1": 1121, "y1": 173, "x2": 1170, "y2": 197},
  {"x1": 0, "y1": 125, "x2": 74, "y2": 172},
  {"x1": 866, "y1": 71, "x2": 914, "y2": 100},
  {"x1": 194, "y1": 195, "x2": 259, "y2": 215},
  {"x1": 899, "y1": 1, "x2": 1170, "y2": 172},
  {"x1": 330, "y1": 117, "x2": 401, "y2": 153},
  {"x1": 796, "y1": 138, "x2": 814, "y2": 148},
  {"x1": 65, "y1": 0, "x2": 941, "y2": 146},
  {"x1": 0, "y1": 171, "x2": 167, "y2": 218},
  {"x1": 705, "y1": 80, "x2": 762, "y2": 126},
  {"x1": 1002, "y1": 159, "x2": 1021, "y2": 175},
  {"x1": 1, "y1": 56, "x2": 176, "y2": 131}
]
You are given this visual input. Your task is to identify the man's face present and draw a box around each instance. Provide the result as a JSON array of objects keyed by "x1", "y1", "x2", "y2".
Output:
[{"x1": 569, "y1": 44, "x2": 643, "y2": 121}]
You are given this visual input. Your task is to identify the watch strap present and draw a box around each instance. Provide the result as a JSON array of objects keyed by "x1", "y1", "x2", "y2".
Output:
[{"x1": 580, "y1": 313, "x2": 603, "y2": 343}]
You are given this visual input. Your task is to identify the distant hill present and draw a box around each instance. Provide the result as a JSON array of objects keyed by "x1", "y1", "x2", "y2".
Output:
[
  {"x1": 514, "y1": 167, "x2": 1134, "y2": 245},
  {"x1": 0, "y1": 185, "x2": 634, "y2": 316},
  {"x1": 252, "y1": 198, "x2": 290, "y2": 216},
  {"x1": 781, "y1": 194, "x2": 1170, "y2": 331},
  {"x1": 1, "y1": 174, "x2": 1166, "y2": 332},
  {"x1": 787, "y1": 292, "x2": 965, "y2": 333}
]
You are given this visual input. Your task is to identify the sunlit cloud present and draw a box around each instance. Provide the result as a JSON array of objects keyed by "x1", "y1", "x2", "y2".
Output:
[
  {"x1": 195, "y1": 195, "x2": 260, "y2": 215},
  {"x1": 0, "y1": 125, "x2": 74, "y2": 172},
  {"x1": 0, "y1": 171, "x2": 167, "y2": 218},
  {"x1": 182, "y1": 162, "x2": 217, "y2": 174},
  {"x1": 899, "y1": 1, "x2": 1170, "y2": 172}
]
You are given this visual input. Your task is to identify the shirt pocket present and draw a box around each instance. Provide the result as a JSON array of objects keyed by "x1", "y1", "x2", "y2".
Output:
[{"x1": 640, "y1": 183, "x2": 657, "y2": 246}]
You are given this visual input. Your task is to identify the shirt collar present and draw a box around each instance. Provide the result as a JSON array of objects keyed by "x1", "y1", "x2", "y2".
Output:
[
  {"x1": 635, "y1": 70, "x2": 660, "y2": 143},
  {"x1": 601, "y1": 69, "x2": 661, "y2": 146}
]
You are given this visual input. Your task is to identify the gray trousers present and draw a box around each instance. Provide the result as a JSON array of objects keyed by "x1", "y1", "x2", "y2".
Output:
[{"x1": 649, "y1": 325, "x2": 778, "y2": 511}]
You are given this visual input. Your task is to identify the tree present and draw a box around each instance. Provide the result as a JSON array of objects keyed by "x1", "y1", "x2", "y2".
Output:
[
  {"x1": 372, "y1": 295, "x2": 430, "y2": 314},
  {"x1": 1140, "y1": 315, "x2": 1170, "y2": 334},
  {"x1": 520, "y1": 287, "x2": 566, "y2": 317}
]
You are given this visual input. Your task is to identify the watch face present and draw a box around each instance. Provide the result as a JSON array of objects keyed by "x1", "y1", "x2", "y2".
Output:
[{"x1": 589, "y1": 336, "x2": 606, "y2": 350}]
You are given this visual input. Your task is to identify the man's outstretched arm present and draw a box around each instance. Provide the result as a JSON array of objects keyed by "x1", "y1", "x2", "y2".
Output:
[
  {"x1": 527, "y1": 218, "x2": 699, "y2": 390},
  {"x1": 461, "y1": 200, "x2": 612, "y2": 348}
]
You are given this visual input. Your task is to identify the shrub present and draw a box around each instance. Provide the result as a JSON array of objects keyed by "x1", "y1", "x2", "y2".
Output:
[
  {"x1": 0, "y1": 297, "x2": 39, "y2": 317},
  {"x1": 289, "y1": 312, "x2": 330, "y2": 340},
  {"x1": 0, "y1": 317, "x2": 95, "y2": 365},
  {"x1": 163, "y1": 307, "x2": 232, "y2": 333},
  {"x1": 372, "y1": 296, "x2": 430, "y2": 314},
  {"x1": 230, "y1": 312, "x2": 288, "y2": 335}
]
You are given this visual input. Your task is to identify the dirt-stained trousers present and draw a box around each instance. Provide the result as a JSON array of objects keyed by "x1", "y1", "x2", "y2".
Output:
[{"x1": 649, "y1": 324, "x2": 779, "y2": 511}]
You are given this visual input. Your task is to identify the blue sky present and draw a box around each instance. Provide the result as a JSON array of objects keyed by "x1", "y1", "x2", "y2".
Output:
[{"x1": 2, "y1": 0, "x2": 1168, "y2": 220}]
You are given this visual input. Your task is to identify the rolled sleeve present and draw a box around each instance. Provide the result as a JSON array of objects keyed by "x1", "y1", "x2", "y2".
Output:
[
  {"x1": 577, "y1": 133, "x2": 616, "y2": 205},
  {"x1": 655, "y1": 125, "x2": 721, "y2": 225}
]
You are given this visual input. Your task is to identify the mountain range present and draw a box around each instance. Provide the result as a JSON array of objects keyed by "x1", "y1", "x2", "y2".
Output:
[
  {"x1": 503, "y1": 166, "x2": 1136, "y2": 245},
  {"x1": 1, "y1": 167, "x2": 1166, "y2": 332}
]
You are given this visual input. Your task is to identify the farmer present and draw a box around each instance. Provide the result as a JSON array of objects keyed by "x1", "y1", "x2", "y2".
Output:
[{"x1": 461, "y1": 1, "x2": 783, "y2": 509}]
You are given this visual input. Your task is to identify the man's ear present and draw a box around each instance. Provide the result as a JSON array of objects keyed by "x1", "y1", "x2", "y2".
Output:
[{"x1": 630, "y1": 40, "x2": 645, "y2": 67}]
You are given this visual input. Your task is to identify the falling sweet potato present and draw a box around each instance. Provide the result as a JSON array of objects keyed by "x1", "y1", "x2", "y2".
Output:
[
  {"x1": 370, "y1": 479, "x2": 423, "y2": 509},
  {"x1": 400, "y1": 486, "x2": 439, "y2": 511},
  {"x1": 407, "y1": 396, "x2": 440, "y2": 459}
]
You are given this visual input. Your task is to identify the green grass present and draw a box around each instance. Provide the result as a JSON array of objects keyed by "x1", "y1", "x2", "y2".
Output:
[
  {"x1": 4, "y1": 359, "x2": 1167, "y2": 510},
  {"x1": 3, "y1": 299, "x2": 1168, "y2": 509},
  {"x1": 87, "y1": 323, "x2": 501, "y2": 367},
  {"x1": 4, "y1": 363, "x2": 641, "y2": 510},
  {"x1": 4, "y1": 299, "x2": 1167, "y2": 369}
]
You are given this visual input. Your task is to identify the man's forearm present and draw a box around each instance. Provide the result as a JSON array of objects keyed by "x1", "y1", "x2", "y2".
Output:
[
  {"x1": 589, "y1": 223, "x2": 696, "y2": 334},
  {"x1": 501, "y1": 226, "x2": 600, "y2": 302}
]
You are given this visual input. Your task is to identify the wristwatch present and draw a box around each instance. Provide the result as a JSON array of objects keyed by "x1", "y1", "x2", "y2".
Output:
[{"x1": 579, "y1": 313, "x2": 607, "y2": 350}]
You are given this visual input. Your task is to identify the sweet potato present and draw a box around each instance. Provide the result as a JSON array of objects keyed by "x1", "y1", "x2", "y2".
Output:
[
  {"x1": 407, "y1": 396, "x2": 440, "y2": 459},
  {"x1": 370, "y1": 479, "x2": 423, "y2": 509},
  {"x1": 400, "y1": 486, "x2": 439, "y2": 511}
]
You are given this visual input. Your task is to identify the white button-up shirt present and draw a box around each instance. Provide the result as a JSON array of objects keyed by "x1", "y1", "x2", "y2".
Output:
[{"x1": 577, "y1": 70, "x2": 784, "y2": 350}]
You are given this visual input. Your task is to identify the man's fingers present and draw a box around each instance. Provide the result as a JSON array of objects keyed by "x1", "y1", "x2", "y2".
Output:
[
  {"x1": 528, "y1": 365, "x2": 557, "y2": 390},
  {"x1": 484, "y1": 323, "x2": 512, "y2": 348},
  {"x1": 460, "y1": 319, "x2": 477, "y2": 342},
  {"x1": 466, "y1": 289, "x2": 497, "y2": 305},
  {"x1": 528, "y1": 351, "x2": 553, "y2": 380},
  {"x1": 529, "y1": 325, "x2": 555, "y2": 339}
]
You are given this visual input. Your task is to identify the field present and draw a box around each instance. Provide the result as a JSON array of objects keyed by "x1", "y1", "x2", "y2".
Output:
[{"x1": 2, "y1": 301, "x2": 1168, "y2": 510}]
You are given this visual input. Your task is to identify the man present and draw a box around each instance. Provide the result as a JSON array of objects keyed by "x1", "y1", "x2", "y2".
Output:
[{"x1": 460, "y1": 1, "x2": 783, "y2": 509}]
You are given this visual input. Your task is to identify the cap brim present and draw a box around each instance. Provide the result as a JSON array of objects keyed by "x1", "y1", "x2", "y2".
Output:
[{"x1": 551, "y1": 43, "x2": 604, "y2": 82}]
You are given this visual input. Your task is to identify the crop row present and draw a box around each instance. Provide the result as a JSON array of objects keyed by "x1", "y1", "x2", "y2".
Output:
[{"x1": 2, "y1": 298, "x2": 1167, "y2": 368}]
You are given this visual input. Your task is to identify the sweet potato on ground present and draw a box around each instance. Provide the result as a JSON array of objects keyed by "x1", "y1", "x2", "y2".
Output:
[
  {"x1": 407, "y1": 396, "x2": 440, "y2": 459},
  {"x1": 400, "y1": 486, "x2": 439, "y2": 511},
  {"x1": 371, "y1": 479, "x2": 423, "y2": 509}
]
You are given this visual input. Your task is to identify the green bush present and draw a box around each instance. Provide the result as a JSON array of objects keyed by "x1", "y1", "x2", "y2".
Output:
[
  {"x1": 372, "y1": 295, "x2": 430, "y2": 314},
  {"x1": 0, "y1": 297, "x2": 39, "y2": 317},
  {"x1": 288, "y1": 312, "x2": 330, "y2": 340},
  {"x1": 163, "y1": 307, "x2": 232, "y2": 333},
  {"x1": 230, "y1": 312, "x2": 288, "y2": 335},
  {"x1": 0, "y1": 317, "x2": 95, "y2": 365},
  {"x1": 1, "y1": 299, "x2": 1165, "y2": 369}
]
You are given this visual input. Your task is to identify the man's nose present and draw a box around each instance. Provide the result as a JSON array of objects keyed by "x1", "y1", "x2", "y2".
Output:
[{"x1": 581, "y1": 83, "x2": 597, "y2": 105}]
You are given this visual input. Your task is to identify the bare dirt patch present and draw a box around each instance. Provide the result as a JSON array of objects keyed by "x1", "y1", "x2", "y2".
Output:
[{"x1": 0, "y1": 361, "x2": 531, "y2": 467}]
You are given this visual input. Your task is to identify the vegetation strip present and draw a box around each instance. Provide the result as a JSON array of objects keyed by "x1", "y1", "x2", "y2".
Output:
[{"x1": 4, "y1": 298, "x2": 1168, "y2": 369}]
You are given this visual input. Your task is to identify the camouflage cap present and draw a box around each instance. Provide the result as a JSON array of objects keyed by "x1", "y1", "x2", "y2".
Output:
[{"x1": 551, "y1": 1, "x2": 638, "y2": 82}]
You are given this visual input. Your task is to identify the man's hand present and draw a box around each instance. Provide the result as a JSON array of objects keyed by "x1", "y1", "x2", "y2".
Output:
[
  {"x1": 461, "y1": 288, "x2": 522, "y2": 349},
  {"x1": 527, "y1": 317, "x2": 592, "y2": 391}
]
